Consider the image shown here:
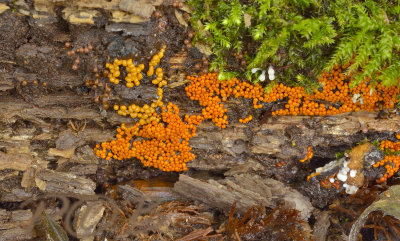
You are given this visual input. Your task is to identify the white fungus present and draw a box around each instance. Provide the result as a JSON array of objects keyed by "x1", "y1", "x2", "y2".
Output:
[
  {"x1": 269, "y1": 74, "x2": 275, "y2": 80},
  {"x1": 259, "y1": 70, "x2": 266, "y2": 82},
  {"x1": 337, "y1": 172, "x2": 348, "y2": 182},
  {"x1": 268, "y1": 66, "x2": 275, "y2": 76},
  {"x1": 268, "y1": 66, "x2": 275, "y2": 80},
  {"x1": 344, "y1": 184, "x2": 358, "y2": 194},
  {"x1": 251, "y1": 67, "x2": 275, "y2": 81},
  {"x1": 349, "y1": 169, "x2": 357, "y2": 178}
]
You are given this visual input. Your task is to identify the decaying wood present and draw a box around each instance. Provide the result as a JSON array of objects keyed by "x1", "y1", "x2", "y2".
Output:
[
  {"x1": 0, "y1": 95, "x2": 103, "y2": 122},
  {"x1": 118, "y1": 184, "x2": 149, "y2": 204},
  {"x1": 4, "y1": 88, "x2": 398, "y2": 175},
  {"x1": 0, "y1": 72, "x2": 13, "y2": 91},
  {"x1": 0, "y1": 209, "x2": 34, "y2": 240},
  {"x1": 313, "y1": 211, "x2": 331, "y2": 241},
  {"x1": 0, "y1": 152, "x2": 34, "y2": 171},
  {"x1": 173, "y1": 174, "x2": 314, "y2": 220},
  {"x1": 35, "y1": 170, "x2": 96, "y2": 195},
  {"x1": 1, "y1": 2, "x2": 400, "y2": 239},
  {"x1": 29, "y1": 0, "x2": 165, "y2": 24},
  {"x1": 189, "y1": 111, "x2": 400, "y2": 172},
  {"x1": 74, "y1": 201, "x2": 105, "y2": 240}
]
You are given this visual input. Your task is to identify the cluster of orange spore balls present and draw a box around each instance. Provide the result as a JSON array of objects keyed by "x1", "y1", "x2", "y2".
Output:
[
  {"x1": 95, "y1": 61, "x2": 400, "y2": 173},
  {"x1": 108, "y1": 46, "x2": 167, "y2": 125},
  {"x1": 106, "y1": 59, "x2": 145, "y2": 87},
  {"x1": 299, "y1": 146, "x2": 313, "y2": 163},
  {"x1": 95, "y1": 102, "x2": 203, "y2": 172},
  {"x1": 276, "y1": 161, "x2": 286, "y2": 168},
  {"x1": 320, "y1": 174, "x2": 340, "y2": 189},
  {"x1": 185, "y1": 65, "x2": 398, "y2": 127},
  {"x1": 374, "y1": 136, "x2": 400, "y2": 183},
  {"x1": 271, "y1": 66, "x2": 398, "y2": 116},
  {"x1": 185, "y1": 73, "x2": 267, "y2": 127},
  {"x1": 239, "y1": 115, "x2": 252, "y2": 124}
]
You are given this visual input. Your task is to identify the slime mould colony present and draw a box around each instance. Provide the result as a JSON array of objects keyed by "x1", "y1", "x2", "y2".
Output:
[
  {"x1": 375, "y1": 137, "x2": 400, "y2": 183},
  {"x1": 109, "y1": 45, "x2": 166, "y2": 125},
  {"x1": 94, "y1": 46, "x2": 400, "y2": 180},
  {"x1": 299, "y1": 146, "x2": 313, "y2": 163},
  {"x1": 304, "y1": 135, "x2": 400, "y2": 194},
  {"x1": 94, "y1": 46, "x2": 199, "y2": 172}
]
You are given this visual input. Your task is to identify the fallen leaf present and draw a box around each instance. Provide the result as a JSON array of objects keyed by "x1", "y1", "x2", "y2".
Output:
[
  {"x1": 244, "y1": 13, "x2": 251, "y2": 27},
  {"x1": 180, "y1": 5, "x2": 192, "y2": 13},
  {"x1": 196, "y1": 20, "x2": 210, "y2": 38},
  {"x1": 349, "y1": 185, "x2": 400, "y2": 241},
  {"x1": 168, "y1": 73, "x2": 190, "y2": 88},
  {"x1": 194, "y1": 43, "x2": 212, "y2": 56},
  {"x1": 0, "y1": 3, "x2": 9, "y2": 14},
  {"x1": 174, "y1": 10, "x2": 188, "y2": 27}
]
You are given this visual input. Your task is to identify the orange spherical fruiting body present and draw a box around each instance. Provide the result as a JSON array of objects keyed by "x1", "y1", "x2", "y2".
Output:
[
  {"x1": 94, "y1": 103, "x2": 203, "y2": 172},
  {"x1": 299, "y1": 146, "x2": 313, "y2": 163},
  {"x1": 106, "y1": 46, "x2": 169, "y2": 123},
  {"x1": 96, "y1": 61, "x2": 400, "y2": 173}
]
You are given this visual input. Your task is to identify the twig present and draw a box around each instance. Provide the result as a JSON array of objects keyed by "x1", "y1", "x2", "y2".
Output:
[
  {"x1": 0, "y1": 60, "x2": 17, "y2": 64},
  {"x1": 176, "y1": 227, "x2": 214, "y2": 241},
  {"x1": 234, "y1": 229, "x2": 241, "y2": 241}
]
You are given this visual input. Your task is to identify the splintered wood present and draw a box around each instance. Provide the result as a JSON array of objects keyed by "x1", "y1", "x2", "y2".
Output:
[{"x1": 174, "y1": 174, "x2": 314, "y2": 220}]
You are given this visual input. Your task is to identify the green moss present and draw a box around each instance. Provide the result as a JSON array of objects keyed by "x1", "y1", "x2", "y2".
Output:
[{"x1": 187, "y1": 0, "x2": 400, "y2": 89}]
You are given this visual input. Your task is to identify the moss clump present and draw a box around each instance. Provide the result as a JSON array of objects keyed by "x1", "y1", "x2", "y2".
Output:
[{"x1": 188, "y1": 0, "x2": 400, "y2": 90}]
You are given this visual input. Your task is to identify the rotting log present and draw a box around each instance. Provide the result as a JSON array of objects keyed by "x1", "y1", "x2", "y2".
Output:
[
  {"x1": 35, "y1": 169, "x2": 96, "y2": 195},
  {"x1": 173, "y1": 174, "x2": 314, "y2": 220},
  {"x1": 0, "y1": 1, "x2": 400, "y2": 240},
  {"x1": 0, "y1": 209, "x2": 34, "y2": 240}
]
